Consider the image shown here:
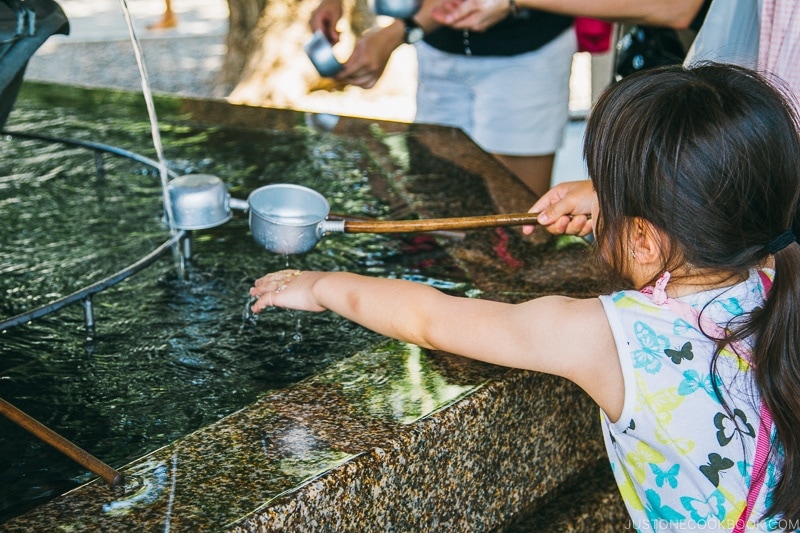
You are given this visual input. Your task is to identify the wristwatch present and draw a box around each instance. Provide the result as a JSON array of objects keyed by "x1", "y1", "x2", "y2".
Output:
[{"x1": 403, "y1": 17, "x2": 424, "y2": 44}]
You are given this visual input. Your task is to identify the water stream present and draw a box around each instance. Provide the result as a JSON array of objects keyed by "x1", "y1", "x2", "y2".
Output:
[{"x1": 118, "y1": 0, "x2": 175, "y2": 233}]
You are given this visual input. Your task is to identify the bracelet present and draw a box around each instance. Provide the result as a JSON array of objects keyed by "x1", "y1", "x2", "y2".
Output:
[{"x1": 508, "y1": 0, "x2": 519, "y2": 17}]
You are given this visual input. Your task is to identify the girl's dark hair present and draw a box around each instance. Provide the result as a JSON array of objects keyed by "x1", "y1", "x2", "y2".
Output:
[{"x1": 585, "y1": 63, "x2": 800, "y2": 523}]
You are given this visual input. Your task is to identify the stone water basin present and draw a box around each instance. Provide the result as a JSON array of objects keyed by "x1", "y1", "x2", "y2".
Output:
[{"x1": 0, "y1": 82, "x2": 624, "y2": 531}]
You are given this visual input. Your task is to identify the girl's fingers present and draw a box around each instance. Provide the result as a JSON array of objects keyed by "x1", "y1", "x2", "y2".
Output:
[{"x1": 250, "y1": 270, "x2": 303, "y2": 312}]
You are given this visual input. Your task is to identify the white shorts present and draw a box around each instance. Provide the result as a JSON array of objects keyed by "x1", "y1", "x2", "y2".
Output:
[{"x1": 414, "y1": 27, "x2": 576, "y2": 156}]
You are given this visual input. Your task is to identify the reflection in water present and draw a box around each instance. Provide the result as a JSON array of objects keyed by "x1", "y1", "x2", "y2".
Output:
[
  {"x1": 394, "y1": 344, "x2": 477, "y2": 424},
  {"x1": 275, "y1": 449, "x2": 353, "y2": 482},
  {"x1": 164, "y1": 451, "x2": 179, "y2": 533},
  {"x1": 269, "y1": 424, "x2": 354, "y2": 484},
  {"x1": 304, "y1": 112, "x2": 340, "y2": 133},
  {"x1": 326, "y1": 341, "x2": 483, "y2": 425},
  {"x1": 0, "y1": 85, "x2": 470, "y2": 523},
  {"x1": 102, "y1": 459, "x2": 168, "y2": 516}
]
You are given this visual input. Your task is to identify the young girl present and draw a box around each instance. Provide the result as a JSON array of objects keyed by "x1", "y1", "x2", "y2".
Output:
[{"x1": 250, "y1": 64, "x2": 800, "y2": 531}]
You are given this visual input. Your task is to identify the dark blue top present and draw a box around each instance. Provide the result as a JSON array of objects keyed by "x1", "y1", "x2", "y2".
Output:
[{"x1": 423, "y1": 11, "x2": 573, "y2": 56}]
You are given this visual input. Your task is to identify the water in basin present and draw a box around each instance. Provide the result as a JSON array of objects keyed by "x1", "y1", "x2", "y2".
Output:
[{"x1": 0, "y1": 83, "x2": 468, "y2": 523}]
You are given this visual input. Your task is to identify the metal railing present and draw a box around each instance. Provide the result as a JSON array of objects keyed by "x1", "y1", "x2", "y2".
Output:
[{"x1": 0, "y1": 129, "x2": 183, "y2": 334}]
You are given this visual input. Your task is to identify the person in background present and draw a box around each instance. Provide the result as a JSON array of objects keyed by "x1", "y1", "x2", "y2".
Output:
[
  {"x1": 441, "y1": 0, "x2": 800, "y2": 238},
  {"x1": 251, "y1": 63, "x2": 800, "y2": 530},
  {"x1": 148, "y1": 0, "x2": 178, "y2": 31},
  {"x1": 309, "y1": 0, "x2": 575, "y2": 197}
]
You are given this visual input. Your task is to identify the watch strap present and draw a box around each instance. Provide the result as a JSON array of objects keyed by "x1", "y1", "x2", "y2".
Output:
[{"x1": 403, "y1": 17, "x2": 423, "y2": 44}]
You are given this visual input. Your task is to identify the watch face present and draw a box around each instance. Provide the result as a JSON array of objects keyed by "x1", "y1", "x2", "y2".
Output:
[{"x1": 406, "y1": 26, "x2": 424, "y2": 44}]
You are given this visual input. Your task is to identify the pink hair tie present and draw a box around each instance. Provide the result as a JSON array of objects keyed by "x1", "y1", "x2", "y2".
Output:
[{"x1": 641, "y1": 271, "x2": 671, "y2": 305}]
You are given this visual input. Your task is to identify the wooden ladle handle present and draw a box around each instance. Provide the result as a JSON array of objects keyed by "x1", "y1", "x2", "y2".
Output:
[{"x1": 342, "y1": 212, "x2": 539, "y2": 234}]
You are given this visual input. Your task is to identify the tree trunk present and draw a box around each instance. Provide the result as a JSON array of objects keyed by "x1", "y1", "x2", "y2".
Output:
[{"x1": 218, "y1": 0, "x2": 268, "y2": 93}]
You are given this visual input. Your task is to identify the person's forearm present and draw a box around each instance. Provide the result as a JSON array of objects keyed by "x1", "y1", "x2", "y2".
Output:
[
  {"x1": 310, "y1": 272, "x2": 445, "y2": 349},
  {"x1": 374, "y1": 9, "x2": 439, "y2": 53},
  {"x1": 415, "y1": 0, "x2": 444, "y2": 34},
  {"x1": 381, "y1": 20, "x2": 406, "y2": 51},
  {"x1": 517, "y1": 0, "x2": 704, "y2": 29}
]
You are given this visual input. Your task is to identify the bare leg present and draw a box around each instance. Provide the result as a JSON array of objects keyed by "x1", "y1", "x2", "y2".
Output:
[
  {"x1": 493, "y1": 153, "x2": 555, "y2": 199},
  {"x1": 148, "y1": 0, "x2": 178, "y2": 30}
]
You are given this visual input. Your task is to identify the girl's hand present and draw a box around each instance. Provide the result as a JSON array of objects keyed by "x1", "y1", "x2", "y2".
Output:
[
  {"x1": 523, "y1": 180, "x2": 595, "y2": 237},
  {"x1": 250, "y1": 270, "x2": 326, "y2": 313}
]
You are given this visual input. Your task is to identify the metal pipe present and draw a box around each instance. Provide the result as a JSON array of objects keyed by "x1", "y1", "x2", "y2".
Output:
[
  {"x1": 182, "y1": 231, "x2": 192, "y2": 261},
  {"x1": 0, "y1": 397, "x2": 124, "y2": 486},
  {"x1": 82, "y1": 296, "x2": 95, "y2": 337},
  {"x1": 93, "y1": 150, "x2": 107, "y2": 185},
  {"x1": 0, "y1": 129, "x2": 180, "y2": 179},
  {"x1": 229, "y1": 198, "x2": 249, "y2": 211},
  {"x1": 0, "y1": 230, "x2": 186, "y2": 332}
]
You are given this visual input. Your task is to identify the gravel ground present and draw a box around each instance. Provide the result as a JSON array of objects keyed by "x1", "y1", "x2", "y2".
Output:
[
  {"x1": 26, "y1": 35, "x2": 228, "y2": 99},
  {"x1": 24, "y1": 0, "x2": 229, "y2": 99}
]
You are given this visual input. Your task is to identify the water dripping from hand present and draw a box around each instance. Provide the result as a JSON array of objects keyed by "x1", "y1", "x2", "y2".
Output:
[
  {"x1": 240, "y1": 295, "x2": 259, "y2": 330},
  {"x1": 292, "y1": 318, "x2": 303, "y2": 343}
]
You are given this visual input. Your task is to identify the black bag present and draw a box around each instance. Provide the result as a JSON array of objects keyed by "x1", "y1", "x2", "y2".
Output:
[
  {"x1": 1, "y1": 0, "x2": 69, "y2": 127},
  {"x1": 614, "y1": 25, "x2": 686, "y2": 81}
]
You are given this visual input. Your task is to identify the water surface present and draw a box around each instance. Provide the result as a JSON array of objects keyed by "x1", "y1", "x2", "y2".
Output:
[{"x1": 0, "y1": 84, "x2": 468, "y2": 522}]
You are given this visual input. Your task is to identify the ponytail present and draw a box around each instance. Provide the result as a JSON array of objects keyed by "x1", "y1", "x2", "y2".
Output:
[{"x1": 748, "y1": 238, "x2": 800, "y2": 522}]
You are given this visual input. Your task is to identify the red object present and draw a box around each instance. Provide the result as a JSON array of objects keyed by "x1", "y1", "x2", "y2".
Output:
[{"x1": 575, "y1": 17, "x2": 614, "y2": 53}]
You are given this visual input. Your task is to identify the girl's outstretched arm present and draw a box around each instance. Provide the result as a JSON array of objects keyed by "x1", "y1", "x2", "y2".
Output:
[{"x1": 250, "y1": 270, "x2": 624, "y2": 418}]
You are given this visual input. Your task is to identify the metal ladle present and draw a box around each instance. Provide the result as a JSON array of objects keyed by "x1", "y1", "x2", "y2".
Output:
[{"x1": 247, "y1": 183, "x2": 540, "y2": 254}]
